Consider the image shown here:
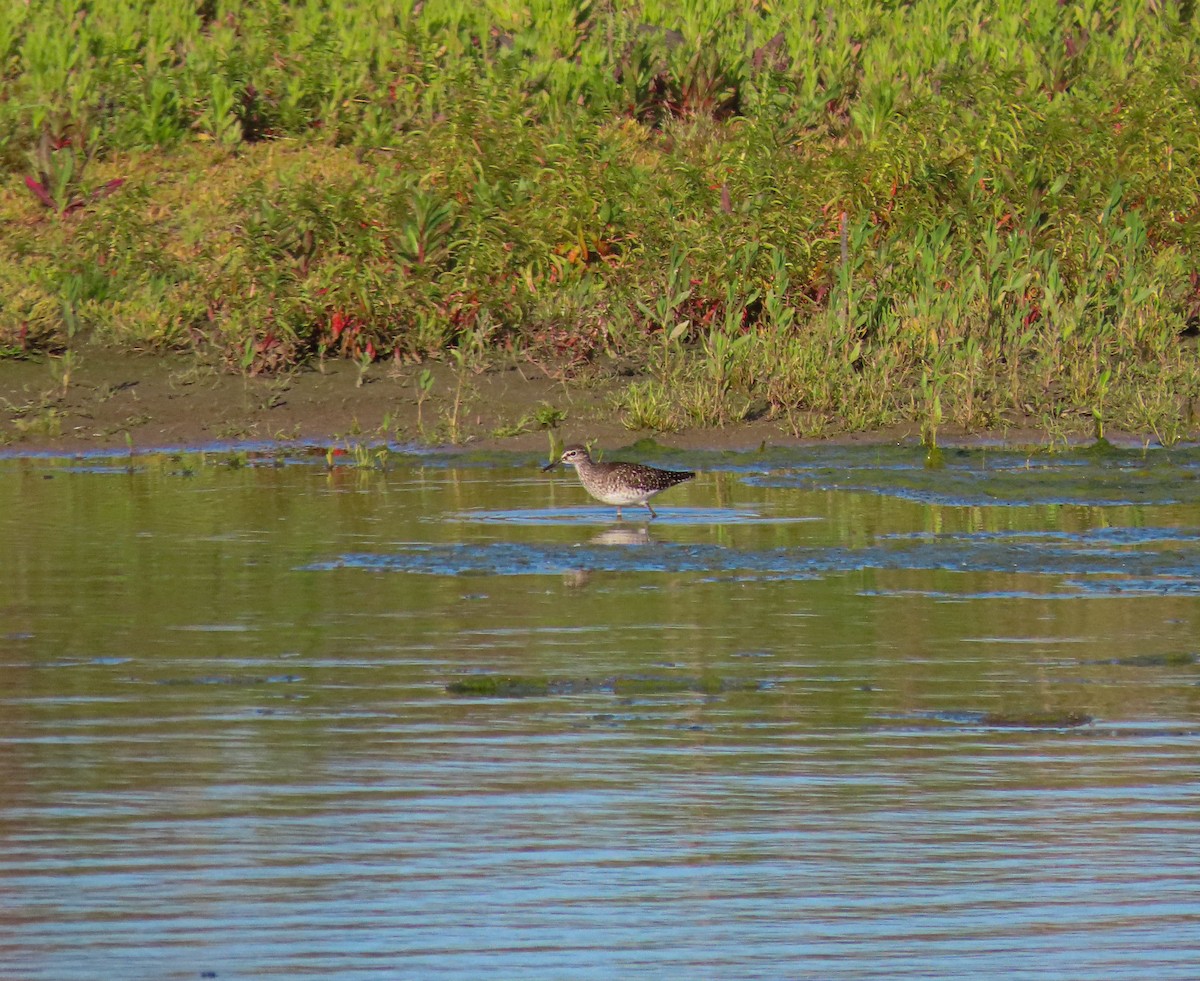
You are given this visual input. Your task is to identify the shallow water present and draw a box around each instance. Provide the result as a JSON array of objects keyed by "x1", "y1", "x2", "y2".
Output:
[{"x1": 2, "y1": 443, "x2": 1200, "y2": 979}]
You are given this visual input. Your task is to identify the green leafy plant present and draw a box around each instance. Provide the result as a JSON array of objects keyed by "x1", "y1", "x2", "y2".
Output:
[{"x1": 24, "y1": 127, "x2": 123, "y2": 215}]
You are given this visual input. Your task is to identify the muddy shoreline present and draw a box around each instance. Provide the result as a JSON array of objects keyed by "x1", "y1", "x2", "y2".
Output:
[{"x1": 0, "y1": 351, "x2": 1161, "y2": 456}]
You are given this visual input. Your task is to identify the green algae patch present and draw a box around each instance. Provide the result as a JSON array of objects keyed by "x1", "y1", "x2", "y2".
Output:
[
  {"x1": 446, "y1": 675, "x2": 551, "y2": 698},
  {"x1": 613, "y1": 676, "x2": 698, "y2": 696},
  {"x1": 913, "y1": 709, "x2": 1096, "y2": 729},
  {"x1": 1102, "y1": 652, "x2": 1197, "y2": 668},
  {"x1": 612, "y1": 673, "x2": 756, "y2": 696},
  {"x1": 979, "y1": 711, "x2": 1094, "y2": 729},
  {"x1": 446, "y1": 672, "x2": 764, "y2": 699},
  {"x1": 158, "y1": 674, "x2": 303, "y2": 686}
]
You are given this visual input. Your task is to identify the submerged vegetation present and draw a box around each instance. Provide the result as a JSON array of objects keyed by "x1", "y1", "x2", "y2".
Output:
[{"x1": 2, "y1": 0, "x2": 1200, "y2": 441}]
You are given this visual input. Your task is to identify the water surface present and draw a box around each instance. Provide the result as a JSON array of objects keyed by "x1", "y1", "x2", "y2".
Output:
[{"x1": 2, "y1": 443, "x2": 1199, "y2": 979}]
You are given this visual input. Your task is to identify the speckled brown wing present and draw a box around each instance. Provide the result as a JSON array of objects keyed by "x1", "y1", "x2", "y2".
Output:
[{"x1": 605, "y1": 462, "x2": 694, "y2": 493}]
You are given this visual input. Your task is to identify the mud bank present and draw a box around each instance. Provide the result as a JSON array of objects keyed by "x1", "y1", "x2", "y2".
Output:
[{"x1": 0, "y1": 351, "x2": 1157, "y2": 456}]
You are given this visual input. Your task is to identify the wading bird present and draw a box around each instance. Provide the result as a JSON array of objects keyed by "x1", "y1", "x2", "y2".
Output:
[{"x1": 543, "y1": 444, "x2": 694, "y2": 519}]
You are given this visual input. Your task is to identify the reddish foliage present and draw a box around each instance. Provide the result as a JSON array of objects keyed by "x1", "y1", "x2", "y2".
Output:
[
  {"x1": 23, "y1": 176, "x2": 55, "y2": 210},
  {"x1": 23, "y1": 176, "x2": 124, "y2": 215}
]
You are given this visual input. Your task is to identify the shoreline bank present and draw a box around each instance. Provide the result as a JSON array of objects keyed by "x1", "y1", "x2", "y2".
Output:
[{"x1": 0, "y1": 352, "x2": 1184, "y2": 458}]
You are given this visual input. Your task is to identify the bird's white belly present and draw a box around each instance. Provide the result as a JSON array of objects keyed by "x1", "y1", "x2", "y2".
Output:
[{"x1": 591, "y1": 485, "x2": 653, "y2": 506}]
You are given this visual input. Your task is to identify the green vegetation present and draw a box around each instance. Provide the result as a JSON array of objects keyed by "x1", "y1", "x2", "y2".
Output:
[
  {"x1": 446, "y1": 675, "x2": 553, "y2": 697},
  {"x1": 444, "y1": 672, "x2": 758, "y2": 697},
  {"x1": 2, "y1": 0, "x2": 1200, "y2": 440}
]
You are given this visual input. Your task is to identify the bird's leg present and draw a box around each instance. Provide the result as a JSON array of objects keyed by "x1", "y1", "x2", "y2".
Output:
[
  {"x1": 645, "y1": 502, "x2": 658, "y2": 519},
  {"x1": 615, "y1": 506, "x2": 623, "y2": 521}
]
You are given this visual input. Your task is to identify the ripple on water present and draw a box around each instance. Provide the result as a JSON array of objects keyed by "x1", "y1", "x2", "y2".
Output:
[
  {"x1": 445, "y1": 506, "x2": 817, "y2": 525},
  {"x1": 303, "y1": 529, "x2": 1200, "y2": 587},
  {"x1": 741, "y1": 446, "x2": 1200, "y2": 507},
  {"x1": 6, "y1": 444, "x2": 1200, "y2": 981}
]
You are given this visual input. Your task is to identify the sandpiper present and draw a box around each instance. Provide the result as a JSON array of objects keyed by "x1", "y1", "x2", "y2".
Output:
[{"x1": 543, "y1": 444, "x2": 694, "y2": 519}]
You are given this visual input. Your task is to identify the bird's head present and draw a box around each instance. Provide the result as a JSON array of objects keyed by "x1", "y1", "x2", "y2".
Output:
[{"x1": 542, "y1": 445, "x2": 591, "y2": 471}]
